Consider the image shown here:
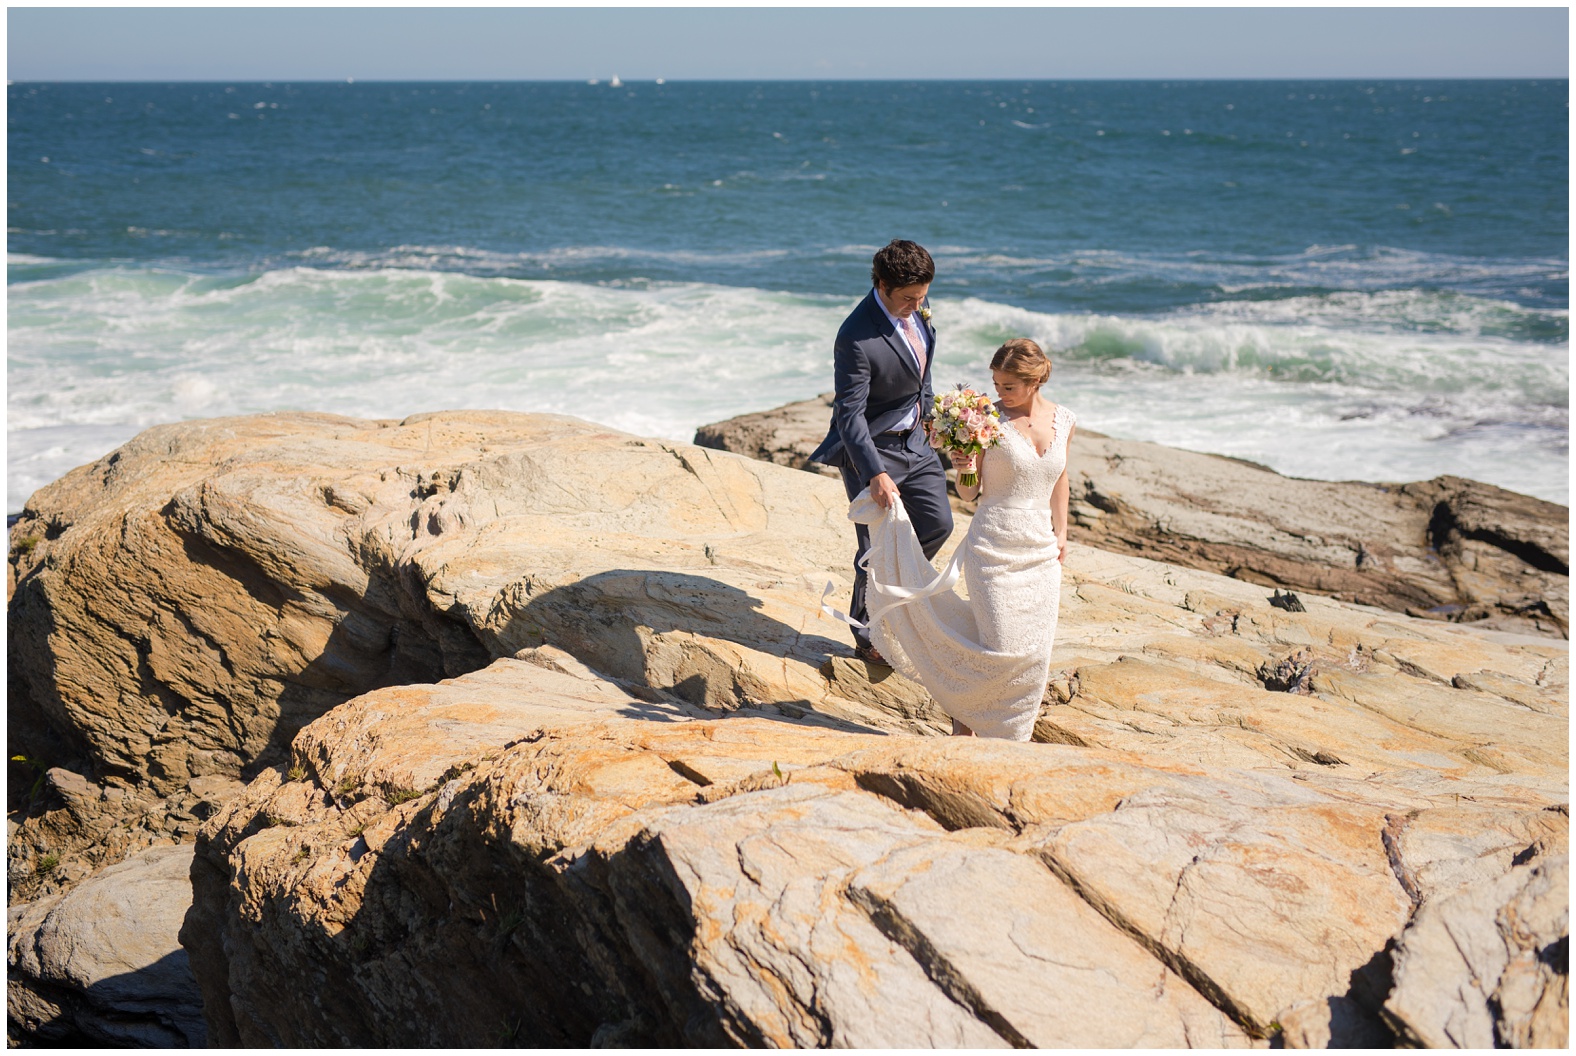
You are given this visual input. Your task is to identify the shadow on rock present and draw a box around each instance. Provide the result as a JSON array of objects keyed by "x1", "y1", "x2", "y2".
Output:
[
  {"x1": 187, "y1": 769, "x2": 691, "y2": 1047},
  {"x1": 8, "y1": 950, "x2": 206, "y2": 1048},
  {"x1": 10, "y1": 844, "x2": 206, "y2": 1047},
  {"x1": 495, "y1": 568, "x2": 852, "y2": 715}
]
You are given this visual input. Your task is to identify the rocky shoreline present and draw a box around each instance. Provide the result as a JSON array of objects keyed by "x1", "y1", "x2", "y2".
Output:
[
  {"x1": 695, "y1": 393, "x2": 1569, "y2": 638},
  {"x1": 8, "y1": 409, "x2": 1569, "y2": 1047}
]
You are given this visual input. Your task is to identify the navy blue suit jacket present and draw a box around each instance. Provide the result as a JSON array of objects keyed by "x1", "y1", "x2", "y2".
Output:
[{"x1": 808, "y1": 291, "x2": 937, "y2": 485}]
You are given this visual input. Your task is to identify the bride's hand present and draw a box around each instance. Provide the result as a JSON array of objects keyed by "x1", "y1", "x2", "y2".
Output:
[{"x1": 951, "y1": 452, "x2": 977, "y2": 475}]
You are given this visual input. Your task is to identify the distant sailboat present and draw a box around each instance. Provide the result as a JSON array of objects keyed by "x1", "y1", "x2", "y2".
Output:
[{"x1": 609, "y1": 75, "x2": 623, "y2": 88}]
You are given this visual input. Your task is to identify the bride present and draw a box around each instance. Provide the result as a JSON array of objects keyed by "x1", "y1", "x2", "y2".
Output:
[{"x1": 848, "y1": 338, "x2": 1075, "y2": 741}]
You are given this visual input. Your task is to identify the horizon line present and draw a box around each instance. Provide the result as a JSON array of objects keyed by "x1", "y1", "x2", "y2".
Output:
[{"x1": 12, "y1": 75, "x2": 1569, "y2": 84}]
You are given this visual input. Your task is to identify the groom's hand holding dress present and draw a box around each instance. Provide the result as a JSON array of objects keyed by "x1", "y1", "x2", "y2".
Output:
[{"x1": 868, "y1": 471, "x2": 901, "y2": 510}]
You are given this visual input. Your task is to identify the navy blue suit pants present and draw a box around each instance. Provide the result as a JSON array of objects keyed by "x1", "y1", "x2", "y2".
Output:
[{"x1": 839, "y1": 428, "x2": 954, "y2": 650}]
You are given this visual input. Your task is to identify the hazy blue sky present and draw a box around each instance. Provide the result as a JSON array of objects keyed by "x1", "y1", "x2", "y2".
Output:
[{"x1": 9, "y1": 7, "x2": 1569, "y2": 82}]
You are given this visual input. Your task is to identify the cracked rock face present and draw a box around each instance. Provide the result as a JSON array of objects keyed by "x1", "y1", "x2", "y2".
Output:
[
  {"x1": 6, "y1": 409, "x2": 1569, "y2": 1047},
  {"x1": 8, "y1": 410, "x2": 929, "y2": 799},
  {"x1": 183, "y1": 657, "x2": 1565, "y2": 1047},
  {"x1": 1383, "y1": 854, "x2": 1569, "y2": 1048}
]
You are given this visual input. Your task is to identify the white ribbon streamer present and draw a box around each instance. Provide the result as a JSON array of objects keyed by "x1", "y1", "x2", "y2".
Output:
[{"x1": 820, "y1": 578, "x2": 867, "y2": 629}]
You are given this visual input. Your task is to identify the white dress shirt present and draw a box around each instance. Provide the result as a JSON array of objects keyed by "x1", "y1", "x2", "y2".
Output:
[{"x1": 871, "y1": 287, "x2": 931, "y2": 431}]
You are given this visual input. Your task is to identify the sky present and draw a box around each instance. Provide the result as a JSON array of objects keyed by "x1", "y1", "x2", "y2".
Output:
[{"x1": 8, "y1": 6, "x2": 1570, "y2": 82}]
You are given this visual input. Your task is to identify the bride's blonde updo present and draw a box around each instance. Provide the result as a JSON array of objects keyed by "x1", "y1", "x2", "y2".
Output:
[{"x1": 990, "y1": 338, "x2": 1052, "y2": 387}]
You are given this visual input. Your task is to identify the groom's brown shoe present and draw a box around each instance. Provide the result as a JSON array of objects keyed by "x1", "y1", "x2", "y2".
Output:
[{"x1": 854, "y1": 642, "x2": 889, "y2": 667}]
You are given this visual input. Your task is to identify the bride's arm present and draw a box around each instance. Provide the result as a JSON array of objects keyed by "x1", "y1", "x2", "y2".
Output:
[{"x1": 1051, "y1": 425, "x2": 1074, "y2": 561}]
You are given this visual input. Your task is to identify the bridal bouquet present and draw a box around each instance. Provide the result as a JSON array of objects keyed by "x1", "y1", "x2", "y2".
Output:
[{"x1": 929, "y1": 385, "x2": 1003, "y2": 487}]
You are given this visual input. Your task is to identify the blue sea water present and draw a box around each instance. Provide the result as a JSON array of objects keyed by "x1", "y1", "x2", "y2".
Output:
[{"x1": 8, "y1": 79, "x2": 1569, "y2": 511}]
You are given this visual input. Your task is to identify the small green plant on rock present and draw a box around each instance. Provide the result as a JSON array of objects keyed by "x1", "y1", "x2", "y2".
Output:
[
  {"x1": 493, "y1": 1017, "x2": 524, "y2": 1046},
  {"x1": 497, "y1": 906, "x2": 527, "y2": 938},
  {"x1": 386, "y1": 788, "x2": 421, "y2": 805},
  {"x1": 286, "y1": 764, "x2": 306, "y2": 782},
  {"x1": 10, "y1": 755, "x2": 49, "y2": 802},
  {"x1": 36, "y1": 853, "x2": 59, "y2": 875}
]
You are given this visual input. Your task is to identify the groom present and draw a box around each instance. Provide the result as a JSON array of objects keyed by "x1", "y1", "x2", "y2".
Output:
[{"x1": 810, "y1": 239, "x2": 954, "y2": 665}]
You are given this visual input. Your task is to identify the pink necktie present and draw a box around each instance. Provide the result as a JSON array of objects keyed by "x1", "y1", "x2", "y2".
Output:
[{"x1": 902, "y1": 315, "x2": 927, "y2": 374}]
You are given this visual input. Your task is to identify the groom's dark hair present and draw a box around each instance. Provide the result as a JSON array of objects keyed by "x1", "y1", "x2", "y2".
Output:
[{"x1": 871, "y1": 240, "x2": 935, "y2": 290}]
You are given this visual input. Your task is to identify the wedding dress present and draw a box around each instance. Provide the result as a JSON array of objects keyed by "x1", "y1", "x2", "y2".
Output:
[{"x1": 845, "y1": 404, "x2": 1075, "y2": 741}]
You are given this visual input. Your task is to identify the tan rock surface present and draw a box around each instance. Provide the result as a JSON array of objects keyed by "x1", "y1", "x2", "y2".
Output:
[
  {"x1": 7, "y1": 410, "x2": 914, "y2": 896},
  {"x1": 7, "y1": 411, "x2": 934, "y2": 793},
  {"x1": 6, "y1": 767, "x2": 234, "y2": 907},
  {"x1": 5, "y1": 408, "x2": 1567, "y2": 1046},
  {"x1": 184, "y1": 650, "x2": 1564, "y2": 1047},
  {"x1": 695, "y1": 394, "x2": 1569, "y2": 636},
  {"x1": 1383, "y1": 855, "x2": 1569, "y2": 1048},
  {"x1": 8, "y1": 844, "x2": 204, "y2": 1046},
  {"x1": 693, "y1": 391, "x2": 842, "y2": 479}
]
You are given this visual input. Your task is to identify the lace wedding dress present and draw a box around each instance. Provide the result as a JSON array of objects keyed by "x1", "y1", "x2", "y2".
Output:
[{"x1": 848, "y1": 403, "x2": 1075, "y2": 740}]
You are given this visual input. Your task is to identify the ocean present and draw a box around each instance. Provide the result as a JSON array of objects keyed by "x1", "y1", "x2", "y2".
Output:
[{"x1": 8, "y1": 79, "x2": 1568, "y2": 513}]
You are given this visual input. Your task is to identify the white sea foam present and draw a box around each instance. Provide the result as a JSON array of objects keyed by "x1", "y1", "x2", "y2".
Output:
[
  {"x1": 937, "y1": 293, "x2": 1565, "y2": 391},
  {"x1": 6, "y1": 263, "x2": 1567, "y2": 511},
  {"x1": 280, "y1": 241, "x2": 1387, "y2": 282},
  {"x1": 250, "y1": 241, "x2": 1572, "y2": 312},
  {"x1": 292, "y1": 243, "x2": 800, "y2": 273},
  {"x1": 930, "y1": 244, "x2": 1567, "y2": 300},
  {"x1": 1180, "y1": 289, "x2": 1566, "y2": 337}
]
